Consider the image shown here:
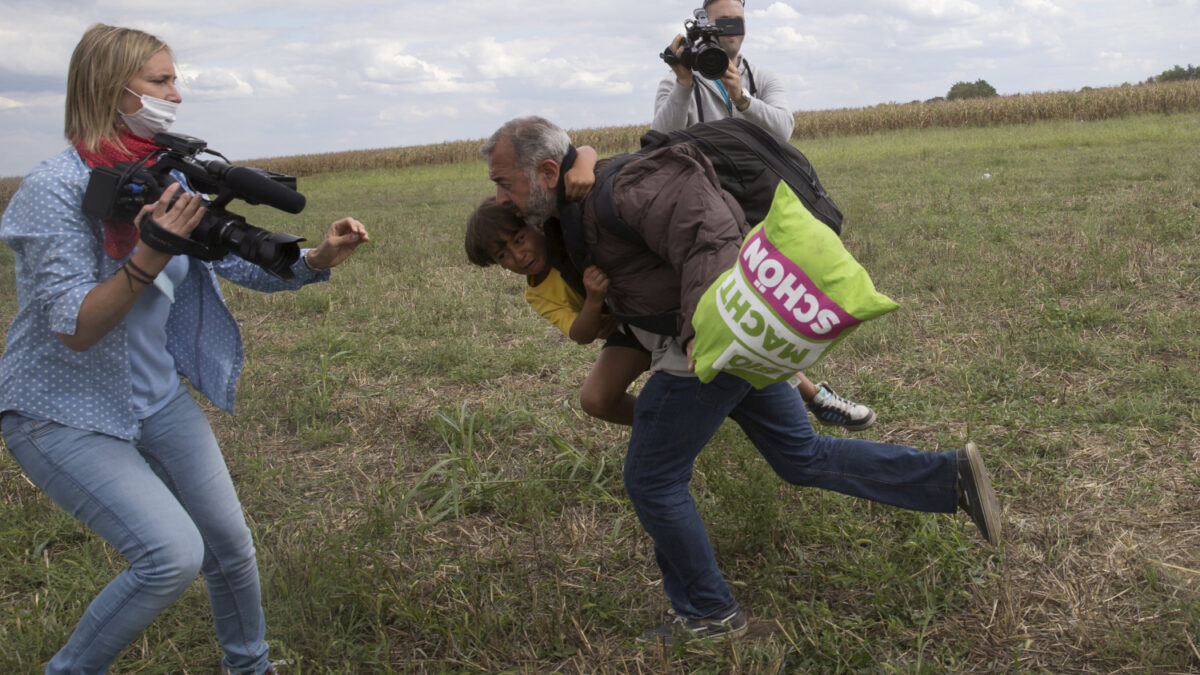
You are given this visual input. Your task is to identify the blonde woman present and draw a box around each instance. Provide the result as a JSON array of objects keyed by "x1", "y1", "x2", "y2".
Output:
[{"x1": 0, "y1": 24, "x2": 368, "y2": 674}]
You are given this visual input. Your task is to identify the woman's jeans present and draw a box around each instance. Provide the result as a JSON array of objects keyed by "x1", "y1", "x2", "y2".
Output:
[
  {"x1": 623, "y1": 372, "x2": 960, "y2": 621},
  {"x1": 1, "y1": 387, "x2": 268, "y2": 674}
]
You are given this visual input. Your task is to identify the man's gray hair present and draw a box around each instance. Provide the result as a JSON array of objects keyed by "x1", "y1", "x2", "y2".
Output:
[{"x1": 481, "y1": 116, "x2": 571, "y2": 171}]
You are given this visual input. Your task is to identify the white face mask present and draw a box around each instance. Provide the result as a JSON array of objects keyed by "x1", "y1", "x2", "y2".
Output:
[{"x1": 118, "y1": 88, "x2": 178, "y2": 139}]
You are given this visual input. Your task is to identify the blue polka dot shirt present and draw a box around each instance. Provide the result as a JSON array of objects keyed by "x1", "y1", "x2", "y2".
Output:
[{"x1": 0, "y1": 148, "x2": 330, "y2": 440}]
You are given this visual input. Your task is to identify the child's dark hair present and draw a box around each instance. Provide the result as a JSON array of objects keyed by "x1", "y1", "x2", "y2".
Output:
[{"x1": 464, "y1": 196, "x2": 526, "y2": 267}]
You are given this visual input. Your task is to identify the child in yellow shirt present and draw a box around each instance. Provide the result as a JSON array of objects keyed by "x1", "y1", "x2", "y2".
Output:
[{"x1": 465, "y1": 199, "x2": 876, "y2": 430}]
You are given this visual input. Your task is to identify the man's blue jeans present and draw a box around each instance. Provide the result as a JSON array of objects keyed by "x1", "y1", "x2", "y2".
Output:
[
  {"x1": 1, "y1": 387, "x2": 269, "y2": 675},
  {"x1": 623, "y1": 372, "x2": 959, "y2": 620}
]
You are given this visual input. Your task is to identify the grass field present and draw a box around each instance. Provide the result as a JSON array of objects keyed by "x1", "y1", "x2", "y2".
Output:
[{"x1": 1, "y1": 112, "x2": 1198, "y2": 672}]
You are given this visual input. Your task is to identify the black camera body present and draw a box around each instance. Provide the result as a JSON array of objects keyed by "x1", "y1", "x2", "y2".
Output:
[
  {"x1": 82, "y1": 132, "x2": 307, "y2": 280},
  {"x1": 660, "y1": 9, "x2": 744, "y2": 81}
]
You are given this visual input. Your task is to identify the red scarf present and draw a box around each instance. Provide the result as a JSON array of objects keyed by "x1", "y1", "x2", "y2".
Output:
[{"x1": 75, "y1": 130, "x2": 164, "y2": 259}]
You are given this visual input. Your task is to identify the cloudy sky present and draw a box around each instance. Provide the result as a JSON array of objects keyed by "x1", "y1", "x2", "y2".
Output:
[{"x1": 0, "y1": 0, "x2": 1195, "y2": 176}]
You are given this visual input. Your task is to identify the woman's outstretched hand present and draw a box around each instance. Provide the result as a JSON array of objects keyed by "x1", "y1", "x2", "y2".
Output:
[{"x1": 304, "y1": 217, "x2": 370, "y2": 270}]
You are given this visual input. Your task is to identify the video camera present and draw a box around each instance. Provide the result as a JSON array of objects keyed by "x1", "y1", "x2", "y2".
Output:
[
  {"x1": 82, "y1": 132, "x2": 307, "y2": 280},
  {"x1": 660, "y1": 8, "x2": 745, "y2": 81}
]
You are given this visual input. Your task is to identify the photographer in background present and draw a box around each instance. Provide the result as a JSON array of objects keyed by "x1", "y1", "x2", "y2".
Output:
[
  {"x1": 654, "y1": 0, "x2": 876, "y2": 430},
  {"x1": 652, "y1": 0, "x2": 795, "y2": 143},
  {"x1": 0, "y1": 24, "x2": 367, "y2": 674}
]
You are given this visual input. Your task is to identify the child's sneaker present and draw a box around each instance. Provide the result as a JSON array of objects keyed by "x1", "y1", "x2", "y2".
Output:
[
  {"x1": 636, "y1": 608, "x2": 748, "y2": 646},
  {"x1": 807, "y1": 382, "x2": 876, "y2": 431}
]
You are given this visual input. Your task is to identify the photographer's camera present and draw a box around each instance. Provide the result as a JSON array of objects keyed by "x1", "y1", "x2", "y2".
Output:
[{"x1": 660, "y1": 8, "x2": 744, "y2": 80}]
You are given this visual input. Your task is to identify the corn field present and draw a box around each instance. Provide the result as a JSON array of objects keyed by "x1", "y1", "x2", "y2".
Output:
[
  {"x1": 1, "y1": 80, "x2": 1198, "y2": 205},
  {"x1": 793, "y1": 79, "x2": 1200, "y2": 138},
  {"x1": 249, "y1": 80, "x2": 1200, "y2": 177}
]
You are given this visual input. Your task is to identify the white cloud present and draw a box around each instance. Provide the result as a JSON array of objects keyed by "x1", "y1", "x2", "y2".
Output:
[
  {"x1": 249, "y1": 69, "x2": 296, "y2": 95},
  {"x1": 0, "y1": 91, "x2": 63, "y2": 112},
  {"x1": 922, "y1": 27, "x2": 984, "y2": 50},
  {"x1": 762, "y1": 26, "x2": 822, "y2": 51},
  {"x1": 471, "y1": 38, "x2": 552, "y2": 82},
  {"x1": 987, "y1": 25, "x2": 1033, "y2": 49},
  {"x1": 562, "y1": 71, "x2": 634, "y2": 95},
  {"x1": 754, "y1": 2, "x2": 803, "y2": 20},
  {"x1": 0, "y1": 0, "x2": 1197, "y2": 174},
  {"x1": 180, "y1": 66, "x2": 255, "y2": 99},
  {"x1": 0, "y1": 5, "x2": 94, "y2": 80},
  {"x1": 376, "y1": 103, "x2": 464, "y2": 124},
  {"x1": 361, "y1": 47, "x2": 463, "y2": 91},
  {"x1": 889, "y1": 0, "x2": 984, "y2": 20},
  {"x1": 1014, "y1": 0, "x2": 1066, "y2": 16}
]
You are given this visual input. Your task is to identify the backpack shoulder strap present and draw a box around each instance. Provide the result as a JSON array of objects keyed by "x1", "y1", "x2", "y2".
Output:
[
  {"x1": 592, "y1": 153, "x2": 644, "y2": 246},
  {"x1": 553, "y1": 146, "x2": 595, "y2": 294},
  {"x1": 547, "y1": 210, "x2": 587, "y2": 298}
]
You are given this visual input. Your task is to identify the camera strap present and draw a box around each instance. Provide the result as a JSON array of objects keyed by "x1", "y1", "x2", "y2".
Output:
[
  {"x1": 743, "y1": 58, "x2": 757, "y2": 97},
  {"x1": 694, "y1": 58, "x2": 757, "y2": 123},
  {"x1": 138, "y1": 215, "x2": 225, "y2": 261}
]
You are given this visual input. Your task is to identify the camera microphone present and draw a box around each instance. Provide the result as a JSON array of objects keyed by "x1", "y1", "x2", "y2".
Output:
[{"x1": 201, "y1": 159, "x2": 307, "y2": 214}]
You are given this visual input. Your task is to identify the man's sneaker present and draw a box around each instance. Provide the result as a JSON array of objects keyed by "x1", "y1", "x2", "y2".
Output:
[
  {"x1": 806, "y1": 382, "x2": 876, "y2": 431},
  {"x1": 957, "y1": 442, "x2": 1001, "y2": 546},
  {"x1": 636, "y1": 608, "x2": 748, "y2": 646}
]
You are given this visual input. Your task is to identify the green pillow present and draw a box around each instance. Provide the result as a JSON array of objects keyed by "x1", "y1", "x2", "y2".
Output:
[{"x1": 691, "y1": 182, "x2": 899, "y2": 388}]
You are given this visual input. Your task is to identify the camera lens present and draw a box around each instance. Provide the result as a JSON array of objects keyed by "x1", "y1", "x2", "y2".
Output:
[
  {"x1": 193, "y1": 213, "x2": 304, "y2": 280},
  {"x1": 693, "y1": 43, "x2": 729, "y2": 80}
]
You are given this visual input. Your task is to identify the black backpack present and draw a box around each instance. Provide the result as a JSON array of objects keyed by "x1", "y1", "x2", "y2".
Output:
[
  {"x1": 594, "y1": 118, "x2": 843, "y2": 242},
  {"x1": 557, "y1": 117, "x2": 844, "y2": 335}
]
